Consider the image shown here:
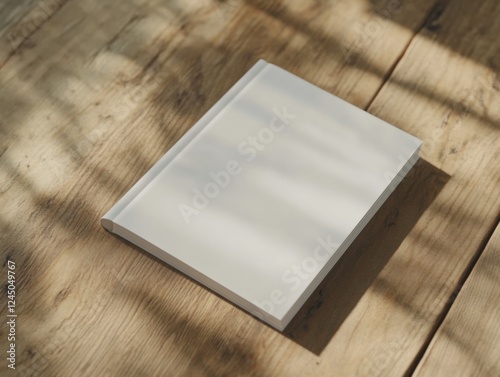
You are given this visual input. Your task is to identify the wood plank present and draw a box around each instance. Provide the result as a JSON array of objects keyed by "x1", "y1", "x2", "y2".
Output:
[
  {"x1": 413, "y1": 222, "x2": 500, "y2": 377},
  {"x1": 346, "y1": 0, "x2": 500, "y2": 376},
  {"x1": 3, "y1": 0, "x2": 500, "y2": 376}
]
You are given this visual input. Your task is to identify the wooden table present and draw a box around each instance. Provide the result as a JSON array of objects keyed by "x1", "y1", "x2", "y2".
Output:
[{"x1": 1, "y1": 0, "x2": 499, "y2": 376}]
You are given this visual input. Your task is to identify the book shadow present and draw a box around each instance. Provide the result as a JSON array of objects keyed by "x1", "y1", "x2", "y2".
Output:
[
  {"x1": 283, "y1": 158, "x2": 449, "y2": 355},
  {"x1": 107, "y1": 158, "x2": 449, "y2": 358}
]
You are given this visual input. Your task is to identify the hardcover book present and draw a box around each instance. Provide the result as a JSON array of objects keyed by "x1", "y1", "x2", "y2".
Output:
[{"x1": 101, "y1": 60, "x2": 421, "y2": 330}]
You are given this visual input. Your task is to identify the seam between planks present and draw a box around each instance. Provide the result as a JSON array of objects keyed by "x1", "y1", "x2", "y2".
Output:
[
  {"x1": 404, "y1": 212, "x2": 500, "y2": 377},
  {"x1": 365, "y1": 0, "x2": 449, "y2": 111},
  {"x1": 360, "y1": 1, "x2": 500, "y2": 375}
]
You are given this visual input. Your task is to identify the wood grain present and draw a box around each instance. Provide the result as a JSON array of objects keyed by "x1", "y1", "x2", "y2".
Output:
[
  {"x1": 0, "y1": 0, "x2": 499, "y2": 376},
  {"x1": 346, "y1": 0, "x2": 500, "y2": 375},
  {"x1": 413, "y1": 222, "x2": 500, "y2": 376}
]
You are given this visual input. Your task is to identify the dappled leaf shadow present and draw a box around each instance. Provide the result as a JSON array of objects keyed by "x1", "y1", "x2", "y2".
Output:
[{"x1": 1, "y1": 0, "x2": 498, "y2": 375}]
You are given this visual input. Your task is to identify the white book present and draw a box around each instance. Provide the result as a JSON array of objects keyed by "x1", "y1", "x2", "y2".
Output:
[{"x1": 102, "y1": 60, "x2": 421, "y2": 330}]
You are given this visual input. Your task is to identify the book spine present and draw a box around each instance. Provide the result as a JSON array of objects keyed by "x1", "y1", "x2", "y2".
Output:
[{"x1": 101, "y1": 59, "x2": 269, "y2": 231}]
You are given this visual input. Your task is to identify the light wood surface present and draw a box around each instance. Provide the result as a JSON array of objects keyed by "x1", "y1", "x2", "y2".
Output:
[
  {"x1": 0, "y1": 0, "x2": 499, "y2": 376},
  {"x1": 414, "y1": 223, "x2": 500, "y2": 376}
]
